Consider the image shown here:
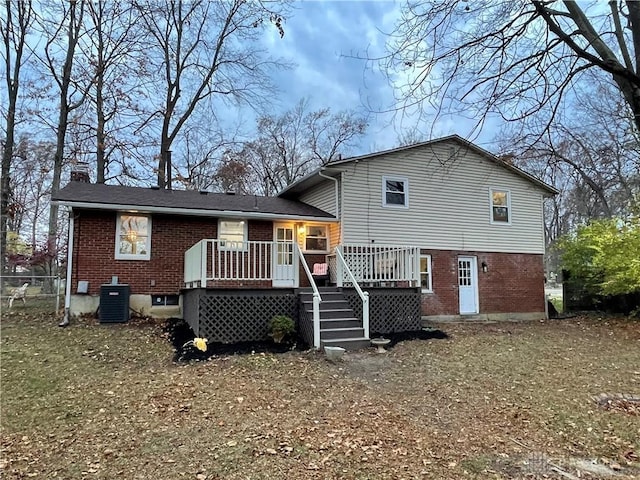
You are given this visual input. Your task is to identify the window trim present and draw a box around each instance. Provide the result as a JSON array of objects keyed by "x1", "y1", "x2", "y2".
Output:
[
  {"x1": 218, "y1": 219, "x2": 248, "y2": 251},
  {"x1": 303, "y1": 224, "x2": 329, "y2": 253},
  {"x1": 420, "y1": 253, "x2": 433, "y2": 293},
  {"x1": 489, "y1": 188, "x2": 511, "y2": 225},
  {"x1": 115, "y1": 213, "x2": 152, "y2": 261},
  {"x1": 382, "y1": 175, "x2": 409, "y2": 209}
]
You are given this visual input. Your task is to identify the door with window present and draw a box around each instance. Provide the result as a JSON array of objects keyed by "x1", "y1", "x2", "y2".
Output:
[
  {"x1": 458, "y1": 256, "x2": 479, "y2": 314},
  {"x1": 273, "y1": 223, "x2": 296, "y2": 287}
]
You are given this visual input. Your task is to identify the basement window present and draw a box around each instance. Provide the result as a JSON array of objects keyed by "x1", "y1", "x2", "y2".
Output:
[{"x1": 151, "y1": 294, "x2": 179, "y2": 306}]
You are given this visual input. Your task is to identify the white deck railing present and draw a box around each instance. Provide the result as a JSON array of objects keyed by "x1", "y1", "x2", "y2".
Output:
[
  {"x1": 184, "y1": 239, "x2": 280, "y2": 287},
  {"x1": 334, "y1": 247, "x2": 370, "y2": 340},
  {"x1": 295, "y1": 244, "x2": 323, "y2": 348},
  {"x1": 333, "y1": 244, "x2": 421, "y2": 287}
]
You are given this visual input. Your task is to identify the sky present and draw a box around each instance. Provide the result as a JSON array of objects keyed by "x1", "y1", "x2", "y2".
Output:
[{"x1": 258, "y1": 0, "x2": 502, "y2": 157}]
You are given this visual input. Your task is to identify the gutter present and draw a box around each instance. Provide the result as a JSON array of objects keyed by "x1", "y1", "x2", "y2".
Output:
[{"x1": 51, "y1": 201, "x2": 338, "y2": 223}]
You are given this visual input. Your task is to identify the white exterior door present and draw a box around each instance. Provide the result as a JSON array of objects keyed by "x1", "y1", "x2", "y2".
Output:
[
  {"x1": 458, "y1": 256, "x2": 479, "y2": 314},
  {"x1": 273, "y1": 224, "x2": 296, "y2": 287}
]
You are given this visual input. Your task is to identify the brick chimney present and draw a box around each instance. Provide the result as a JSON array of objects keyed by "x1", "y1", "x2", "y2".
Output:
[{"x1": 70, "y1": 162, "x2": 90, "y2": 183}]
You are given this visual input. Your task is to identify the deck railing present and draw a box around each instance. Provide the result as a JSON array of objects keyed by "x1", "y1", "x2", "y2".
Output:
[
  {"x1": 334, "y1": 244, "x2": 421, "y2": 287},
  {"x1": 334, "y1": 247, "x2": 370, "y2": 340},
  {"x1": 184, "y1": 239, "x2": 278, "y2": 288},
  {"x1": 295, "y1": 244, "x2": 322, "y2": 348}
]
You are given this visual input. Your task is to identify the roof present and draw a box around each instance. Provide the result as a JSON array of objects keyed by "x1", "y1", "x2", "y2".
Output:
[
  {"x1": 52, "y1": 182, "x2": 336, "y2": 221},
  {"x1": 279, "y1": 134, "x2": 559, "y2": 197}
]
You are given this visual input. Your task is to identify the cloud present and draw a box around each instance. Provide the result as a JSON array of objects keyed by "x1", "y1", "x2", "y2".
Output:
[{"x1": 257, "y1": 1, "x2": 502, "y2": 154}]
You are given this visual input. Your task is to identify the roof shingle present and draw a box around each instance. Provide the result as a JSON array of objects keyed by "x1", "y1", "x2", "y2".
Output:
[{"x1": 52, "y1": 182, "x2": 335, "y2": 219}]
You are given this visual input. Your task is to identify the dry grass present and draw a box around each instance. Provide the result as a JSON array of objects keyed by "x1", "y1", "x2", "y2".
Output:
[{"x1": 1, "y1": 311, "x2": 639, "y2": 479}]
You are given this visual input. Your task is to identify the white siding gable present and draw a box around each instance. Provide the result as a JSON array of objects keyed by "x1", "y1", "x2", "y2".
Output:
[
  {"x1": 298, "y1": 181, "x2": 337, "y2": 217},
  {"x1": 340, "y1": 140, "x2": 546, "y2": 254}
]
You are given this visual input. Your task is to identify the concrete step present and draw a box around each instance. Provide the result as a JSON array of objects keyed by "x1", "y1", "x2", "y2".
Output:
[
  {"x1": 321, "y1": 337, "x2": 371, "y2": 351},
  {"x1": 320, "y1": 327, "x2": 365, "y2": 340}
]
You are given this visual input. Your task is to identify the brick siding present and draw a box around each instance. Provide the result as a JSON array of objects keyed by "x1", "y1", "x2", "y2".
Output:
[
  {"x1": 72, "y1": 210, "x2": 273, "y2": 295},
  {"x1": 421, "y1": 250, "x2": 545, "y2": 315}
]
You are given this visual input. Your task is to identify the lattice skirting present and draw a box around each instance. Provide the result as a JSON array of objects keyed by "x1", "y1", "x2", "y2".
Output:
[
  {"x1": 298, "y1": 303, "x2": 314, "y2": 349},
  {"x1": 183, "y1": 289, "x2": 298, "y2": 343},
  {"x1": 344, "y1": 287, "x2": 422, "y2": 334}
]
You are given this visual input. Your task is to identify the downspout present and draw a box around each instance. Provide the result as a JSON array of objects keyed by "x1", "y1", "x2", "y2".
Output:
[
  {"x1": 319, "y1": 169, "x2": 339, "y2": 220},
  {"x1": 59, "y1": 207, "x2": 74, "y2": 327}
]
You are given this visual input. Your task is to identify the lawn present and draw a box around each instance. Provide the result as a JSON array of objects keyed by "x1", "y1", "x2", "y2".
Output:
[{"x1": 1, "y1": 308, "x2": 639, "y2": 479}]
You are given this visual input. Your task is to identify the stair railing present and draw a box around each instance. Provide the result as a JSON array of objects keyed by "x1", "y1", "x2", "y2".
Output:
[
  {"x1": 296, "y1": 244, "x2": 323, "y2": 348},
  {"x1": 335, "y1": 246, "x2": 370, "y2": 340}
]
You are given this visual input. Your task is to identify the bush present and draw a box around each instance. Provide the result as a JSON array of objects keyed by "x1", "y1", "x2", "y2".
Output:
[
  {"x1": 269, "y1": 315, "x2": 295, "y2": 343},
  {"x1": 559, "y1": 216, "x2": 640, "y2": 297}
]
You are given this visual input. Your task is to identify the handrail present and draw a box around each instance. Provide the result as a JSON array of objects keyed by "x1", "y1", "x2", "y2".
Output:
[
  {"x1": 296, "y1": 244, "x2": 323, "y2": 301},
  {"x1": 335, "y1": 246, "x2": 369, "y2": 340},
  {"x1": 296, "y1": 244, "x2": 322, "y2": 349}
]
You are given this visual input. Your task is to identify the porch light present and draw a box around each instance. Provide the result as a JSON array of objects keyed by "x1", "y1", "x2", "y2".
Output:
[
  {"x1": 298, "y1": 225, "x2": 305, "y2": 235},
  {"x1": 482, "y1": 261, "x2": 488, "y2": 273}
]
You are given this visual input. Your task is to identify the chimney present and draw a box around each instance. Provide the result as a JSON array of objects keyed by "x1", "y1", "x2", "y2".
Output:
[{"x1": 70, "y1": 162, "x2": 90, "y2": 183}]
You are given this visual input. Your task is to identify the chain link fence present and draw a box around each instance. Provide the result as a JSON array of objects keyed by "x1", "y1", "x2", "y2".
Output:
[{"x1": 1, "y1": 275, "x2": 63, "y2": 315}]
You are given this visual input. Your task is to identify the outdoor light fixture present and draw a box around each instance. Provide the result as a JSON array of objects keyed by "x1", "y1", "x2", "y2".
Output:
[
  {"x1": 298, "y1": 225, "x2": 305, "y2": 235},
  {"x1": 481, "y1": 261, "x2": 488, "y2": 273}
]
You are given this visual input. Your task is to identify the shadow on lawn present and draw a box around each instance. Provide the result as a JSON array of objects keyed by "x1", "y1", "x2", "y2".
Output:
[{"x1": 164, "y1": 318, "x2": 449, "y2": 362}]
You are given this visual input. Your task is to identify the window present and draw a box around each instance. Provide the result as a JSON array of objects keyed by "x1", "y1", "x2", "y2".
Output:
[
  {"x1": 219, "y1": 220, "x2": 247, "y2": 249},
  {"x1": 151, "y1": 294, "x2": 179, "y2": 306},
  {"x1": 490, "y1": 189, "x2": 511, "y2": 224},
  {"x1": 116, "y1": 214, "x2": 151, "y2": 260},
  {"x1": 382, "y1": 176, "x2": 409, "y2": 208},
  {"x1": 420, "y1": 254, "x2": 432, "y2": 292},
  {"x1": 305, "y1": 225, "x2": 328, "y2": 252}
]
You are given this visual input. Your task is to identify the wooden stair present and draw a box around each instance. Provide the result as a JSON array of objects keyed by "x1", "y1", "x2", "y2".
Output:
[{"x1": 299, "y1": 287, "x2": 370, "y2": 351}]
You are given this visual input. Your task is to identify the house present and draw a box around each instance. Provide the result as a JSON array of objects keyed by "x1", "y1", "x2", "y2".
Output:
[{"x1": 52, "y1": 135, "x2": 556, "y2": 349}]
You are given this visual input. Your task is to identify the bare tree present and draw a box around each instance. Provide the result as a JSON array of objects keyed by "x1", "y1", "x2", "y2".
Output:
[
  {"x1": 80, "y1": 0, "x2": 140, "y2": 183},
  {"x1": 134, "y1": 0, "x2": 290, "y2": 189},
  {"x1": 240, "y1": 99, "x2": 368, "y2": 195},
  {"x1": 500, "y1": 77, "x2": 640, "y2": 273},
  {"x1": 1, "y1": 0, "x2": 34, "y2": 272},
  {"x1": 380, "y1": 1, "x2": 640, "y2": 136},
  {"x1": 37, "y1": 0, "x2": 90, "y2": 257},
  {"x1": 8, "y1": 136, "x2": 55, "y2": 253}
]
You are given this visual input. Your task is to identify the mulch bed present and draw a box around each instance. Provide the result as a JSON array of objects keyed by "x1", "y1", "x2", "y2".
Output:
[{"x1": 165, "y1": 318, "x2": 448, "y2": 361}]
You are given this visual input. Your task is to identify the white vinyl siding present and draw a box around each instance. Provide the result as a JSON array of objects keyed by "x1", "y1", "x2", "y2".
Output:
[
  {"x1": 340, "y1": 141, "x2": 547, "y2": 254},
  {"x1": 298, "y1": 182, "x2": 337, "y2": 216}
]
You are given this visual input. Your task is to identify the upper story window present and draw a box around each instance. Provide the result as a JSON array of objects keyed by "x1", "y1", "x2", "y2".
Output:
[
  {"x1": 305, "y1": 225, "x2": 328, "y2": 252},
  {"x1": 116, "y1": 213, "x2": 151, "y2": 260},
  {"x1": 490, "y1": 189, "x2": 511, "y2": 224},
  {"x1": 382, "y1": 176, "x2": 409, "y2": 208},
  {"x1": 219, "y1": 219, "x2": 247, "y2": 249},
  {"x1": 420, "y1": 254, "x2": 432, "y2": 293}
]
